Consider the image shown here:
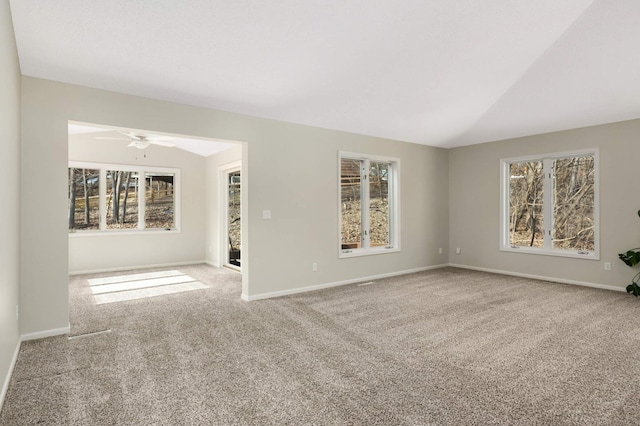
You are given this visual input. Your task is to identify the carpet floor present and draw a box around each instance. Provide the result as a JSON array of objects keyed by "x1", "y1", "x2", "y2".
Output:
[{"x1": 2, "y1": 265, "x2": 640, "y2": 425}]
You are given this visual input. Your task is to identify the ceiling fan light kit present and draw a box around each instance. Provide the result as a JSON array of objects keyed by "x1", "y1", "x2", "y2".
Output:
[{"x1": 129, "y1": 140, "x2": 150, "y2": 149}]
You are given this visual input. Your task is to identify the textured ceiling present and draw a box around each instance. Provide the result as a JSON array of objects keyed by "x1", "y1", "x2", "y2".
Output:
[{"x1": 9, "y1": 0, "x2": 640, "y2": 148}]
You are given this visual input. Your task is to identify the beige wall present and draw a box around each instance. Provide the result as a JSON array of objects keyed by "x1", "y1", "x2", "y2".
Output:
[
  {"x1": 449, "y1": 119, "x2": 640, "y2": 290},
  {"x1": 242, "y1": 126, "x2": 450, "y2": 299},
  {"x1": 68, "y1": 134, "x2": 207, "y2": 273},
  {"x1": 21, "y1": 76, "x2": 449, "y2": 334},
  {"x1": 0, "y1": 0, "x2": 21, "y2": 408}
]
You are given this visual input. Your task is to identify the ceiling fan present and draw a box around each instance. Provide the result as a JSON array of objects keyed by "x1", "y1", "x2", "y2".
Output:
[{"x1": 96, "y1": 130, "x2": 175, "y2": 150}]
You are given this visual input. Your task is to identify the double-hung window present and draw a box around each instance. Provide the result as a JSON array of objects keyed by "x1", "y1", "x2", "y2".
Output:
[
  {"x1": 500, "y1": 149, "x2": 598, "y2": 259},
  {"x1": 339, "y1": 152, "x2": 400, "y2": 257},
  {"x1": 68, "y1": 161, "x2": 180, "y2": 233}
]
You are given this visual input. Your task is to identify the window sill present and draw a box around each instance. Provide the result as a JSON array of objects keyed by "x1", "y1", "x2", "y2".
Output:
[
  {"x1": 500, "y1": 246, "x2": 599, "y2": 261},
  {"x1": 69, "y1": 229, "x2": 180, "y2": 237},
  {"x1": 339, "y1": 246, "x2": 400, "y2": 259}
]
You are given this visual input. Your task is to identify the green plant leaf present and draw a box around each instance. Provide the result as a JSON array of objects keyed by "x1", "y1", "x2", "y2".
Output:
[
  {"x1": 619, "y1": 253, "x2": 632, "y2": 266},
  {"x1": 619, "y1": 250, "x2": 640, "y2": 267},
  {"x1": 619, "y1": 211, "x2": 640, "y2": 293},
  {"x1": 627, "y1": 283, "x2": 640, "y2": 296}
]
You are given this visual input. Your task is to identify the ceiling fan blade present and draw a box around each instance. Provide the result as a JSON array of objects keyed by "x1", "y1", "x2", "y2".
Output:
[
  {"x1": 95, "y1": 137, "x2": 130, "y2": 140},
  {"x1": 118, "y1": 130, "x2": 141, "y2": 140},
  {"x1": 96, "y1": 130, "x2": 173, "y2": 149},
  {"x1": 149, "y1": 140, "x2": 174, "y2": 147}
]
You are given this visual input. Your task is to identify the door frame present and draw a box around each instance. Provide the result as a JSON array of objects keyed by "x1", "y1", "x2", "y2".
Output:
[{"x1": 219, "y1": 160, "x2": 242, "y2": 271}]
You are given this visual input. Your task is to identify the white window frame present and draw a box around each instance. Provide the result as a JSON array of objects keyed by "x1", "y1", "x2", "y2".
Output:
[
  {"x1": 68, "y1": 161, "x2": 181, "y2": 235},
  {"x1": 499, "y1": 149, "x2": 599, "y2": 260},
  {"x1": 218, "y1": 160, "x2": 242, "y2": 270},
  {"x1": 338, "y1": 151, "x2": 400, "y2": 258}
]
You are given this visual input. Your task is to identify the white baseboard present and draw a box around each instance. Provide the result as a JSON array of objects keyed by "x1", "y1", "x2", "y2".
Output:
[
  {"x1": 69, "y1": 260, "x2": 207, "y2": 276},
  {"x1": 20, "y1": 324, "x2": 71, "y2": 342},
  {"x1": 1, "y1": 324, "x2": 71, "y2": 410},
  {"x1": 0, "y1": 339, "x2": 21, "y2": 413},
  {"x1": 242, "y1": 264, "x2": 449, "y2": 301},
  {"x1": 206, "y1": 260, "x2": 221, "y2": 268},
  {"x1": 448, "y1": 263, "x2": 626, "y2": 293}
]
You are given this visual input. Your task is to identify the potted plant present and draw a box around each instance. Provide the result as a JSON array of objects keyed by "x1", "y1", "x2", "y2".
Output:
[{"x1": 618, "y1": 210, "x2": 640, "y2": 296}]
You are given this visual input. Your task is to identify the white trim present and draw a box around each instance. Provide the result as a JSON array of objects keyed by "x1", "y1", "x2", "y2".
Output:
[
  {"x1": 448, "y1": 263, "x2": 625, "y2": 293},
  {"x1": 339, "y1": 246, "x2": 401, "y2": 258},
  {"x1": 69, "y1": 229, "x2": 180, "y2": 237},
  {"x1": 219, "y1": 161, "x2": 242, "y2": 270},
  {"x1": 68, "y1": 161, "x2": 181, "y2": 233},
  {"x1": 500, "y1": 148, "x2": 599, "y2": 164},
  {"x1": 497, "y1": 245, "x2": 600, "y2": 261},
  {"x1": 241, "y1": 262, "x2": 626, "y2": 302},
  {"x1": 338, "y1": 151, "x2": 400, "y2": 258},
  {"x1": 68, "y1": 161, "x2": 179, "y2": 175},
  {"x1": 68, "y1": 260, "x2": 206, "y2": 276},
  {"x1": 241, "y1": 264, "x2": 449, "y2": 301},
  {"x1": 20, "y1": 324, "x2": 71, "y2": 342},
  {"x1": 224, "y1": 264, "x2": 242, "y2": 273},
  {"x1": 206, "y1": 260, "x2": 221, "y2": 268},
  {"x1": 0, "y1": 339, "x2": 21, "y2": 413},
  {"x1": 499, "y1": 148, "x2": 599, "y2": 260}
]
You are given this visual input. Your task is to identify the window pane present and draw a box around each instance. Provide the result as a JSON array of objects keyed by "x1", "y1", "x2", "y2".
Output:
[
  {"x1": 369, "y1": 161, "x2": 390, "y2": 247},
  {"x1": 509, "y1": 161, "x2": 543, "y2": 247},
  {"x1": 68, "y1": 168, "x2": 100, "y2": 230},
  {"x1": 106, "y1": 170, "x2": 139, "y2": 229},
  {"x1": 145, "y1": 172, "x2": 175, "y2": 229},
  {"x1": 553, "y1": 156, "x2": 595, "y2": 251},
  {"x1": 228, "y1": 171, "x2": 241, "y2": 266},
  {"x1": 341, "y1": 159, "x2": 362, "y2": 249}
]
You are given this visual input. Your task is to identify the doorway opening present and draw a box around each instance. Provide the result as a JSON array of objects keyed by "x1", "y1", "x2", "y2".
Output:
[
  {"x1": 68, "y1": 121, "x2": 244, "y2": 335},
  {"x1": 222, "y1": 164, "x2": 241, "y2": 270}
]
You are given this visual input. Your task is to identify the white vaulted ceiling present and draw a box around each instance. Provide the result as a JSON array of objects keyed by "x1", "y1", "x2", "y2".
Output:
[{"x1": 9, "y1": 0, "x2": 640, "y2": 148}]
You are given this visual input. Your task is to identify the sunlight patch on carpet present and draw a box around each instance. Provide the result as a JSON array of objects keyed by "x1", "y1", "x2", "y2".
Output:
[
  {"x1": 88, "y1": 270, "x2": 184, "y2": 286},
  {"x1": 88, "y1": 270, "x2": 207, "y2": 304}
]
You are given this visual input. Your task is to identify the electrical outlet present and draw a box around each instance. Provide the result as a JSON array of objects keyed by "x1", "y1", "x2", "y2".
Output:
[
  {"x1": 312, "y1": 262, "x2": 318, "y2": 272},
  {"x1": 438, "y1": 247, "x2": 443, "y2": 254},
  {"x1": 455, "y1": 248, "x2": 461, "y2": 254},
  {"x1": 604, "y1": 262, "x2": 612, "y2": 271}
]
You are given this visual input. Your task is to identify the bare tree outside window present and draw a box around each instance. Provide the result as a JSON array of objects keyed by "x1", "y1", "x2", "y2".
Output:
[
  {"x1": 340, "y1": 158, "x2": 362, "y2": 249},
  {"x1": 68, "y1": 168, "x2": 100, "y2": 230},
  {"x1": 504, "y1": 152, "x2": 596, "y2": 256},
  {"x1": 340, "y1": 154, "x2": 398, "y2": 255},
  {"x1": 69, "y1": 162, "x2": 180, "y2": 233},
  {"x1": 106, "y1": 170, "x2": 138, "y2": 229},
  {"x1": 369, "y1": 161, "x2": 390, "y2": 247},
  {"x1": 145, "y1": 172, "x2": 175, "y2": 229},
  {"x1": 227, "y1": 171, "x2": 241, "y2": 266},
  {"x1": 509, "y1": 161, "x2": 543, "y2": 247},
  {"x1": 553, "y1": 156, "x2": 595, "y2": 251}
]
